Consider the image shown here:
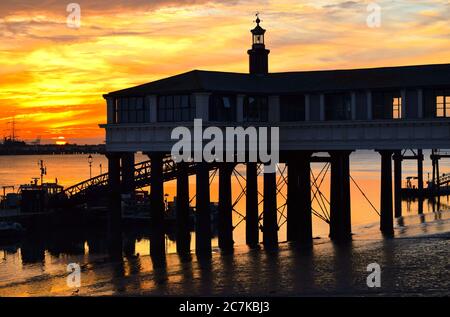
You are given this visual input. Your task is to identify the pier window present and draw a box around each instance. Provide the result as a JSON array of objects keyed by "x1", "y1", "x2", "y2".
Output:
[
  {"x1": 325, "y1": 93, "x2": 352, "y2": 121},
  {"x1": 423, "y1": 89, "x2": 450, "y2": 118},
  {"x1": 435, "y1": 90, "x2": 450, "y2": 118},
  {"x1": 209, "y1": 94, "x2": 237, "y2": 122},
  {"x1": 372, "y1": 91, "x2": 402, "y2": 119},
  {"x1": 392, "y1": 96, "x2": 402, "y2": 119},
  {"x1": 280, "y1": 95, "x2": 305, "y2": 121},
  {"x1": 243, "y1": 95, "x2": 268, "y2": 122},
  {"x1": 157, "y1": 95, "x2": 195, "y2": 122},
  {"x1": 115, "y1": 97, "x2": 147, "y2": 124}
]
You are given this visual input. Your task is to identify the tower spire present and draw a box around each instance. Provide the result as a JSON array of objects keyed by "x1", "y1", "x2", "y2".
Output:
[
  {"x1": 248, "y1": 13, "x2": 270, "y2": 75},
  {"x1": 255, "y1": 12, "x2": 261, "y2": 25}
]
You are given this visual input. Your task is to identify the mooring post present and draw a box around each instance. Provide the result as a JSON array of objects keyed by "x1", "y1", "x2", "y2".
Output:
[
  {"x1": 149, "y1": 152, "x2": 166, "y2": 256},
  {"x1": 329, "y1": 151, "x2": 352, "y2": 242},
  {"x1": 246, "y1": 163, "x2": 259, "y2": 247},
  {"x1": 196, "y1": 162, "x2": 212, "y2": 256},
  {"x1": 176, "y1": 162, "x2": 191, "y2": 255},
  {"x1": 263, "y1": 171, "x2": 278, "y2": 247},
  {"x1": 121, "y1": 152, "x2": 135, "y2": 196},
  {"x1": 107, "y1": 152, "x2": 122, "y2": 221},
  {"x1": 218, "y1": 163, "x2": 234, "y2": 252},
  {"x1": 379, "y1": 150, "x2": 394, "y2": 236},
  {"x1": 393, "y1": 150, "x2": 403, "y2": 218}
]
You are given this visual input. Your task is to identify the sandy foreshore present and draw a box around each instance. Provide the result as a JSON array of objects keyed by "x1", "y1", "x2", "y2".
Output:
[{"x1": 0, "y1": 211, "x2": 449, "y2": 297}]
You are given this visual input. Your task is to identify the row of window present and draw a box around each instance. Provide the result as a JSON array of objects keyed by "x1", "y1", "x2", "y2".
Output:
[
  {"x1": 435, "y1": 90, "x2": 450, "y2": 118},
  {"x1": 112, "y1": 90, "x2": 450, "y2": 124},
  {"x1": 114, "y1": 97, "x2": 149, "y2": 124},
  {"x1": 157, "y1": 95, "x2": 195, "y2": 122},
  {"x1": 372, "y1": 92, "x2": 402, "y2": 120},
  {"x1": 209, "y1": 95, "x2": 270, "y2": 122}
]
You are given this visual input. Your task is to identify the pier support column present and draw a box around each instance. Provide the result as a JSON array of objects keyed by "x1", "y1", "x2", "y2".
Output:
[
  {"x1": 121, "y1": 152, "x2": 135, "y2": 196},
  {"x1": 107, "y1": 152, "x2": 123, "y2": 259},
  {"x1": 417, "y1": 149, "x2": 424, "y2": 193},
  {"x1": 329, "y1": 151, "x2": 352, "y2": 242},
  {"x1": 287, "y1": 155, "x2": 299, "y2": 242},
  {"x1": 432, "y1": 149, "x2": 439, "y2": 189},
  {"x1": 196, "y1": 163, "x2": 212, "y2": 256},
  {"x1": 379, "y1": 150, "x2": 394, "y2": 236},
  {"x1": 287, "y1": 152, "x2": 312, "y2": 244},
  {"x1": 393, "y1": 151, "x2": 403, "y2": 218},
  {"x1": 298, "y1": 152, "x2": 313, "y2": 243},
  {"x1": 107, "y1": 152, "x2": 122, "y2": 221},
  {"x1": 246, "y1": 163, "x2": 259, "y2": 247},
  {"x1": 263, "y1": 171, "x2": 278, "y2": 247},
  {"x1": 148, "y1": 153, "x2": 166, "y2": 257},
  {"x1": 218, "y1": 163, "x2": 234, "y2": 252},
  {"x1": 417, "y1": 149, "x2": 424, "y2": 214},
  {"x1": 176, "y1": 162, "x2": 191, "y2": 255}
]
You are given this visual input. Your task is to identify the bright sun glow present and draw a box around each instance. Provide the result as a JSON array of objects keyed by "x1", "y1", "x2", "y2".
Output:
[{"x1": 55, "y1": 136, "x2": 67, "y2": 145}]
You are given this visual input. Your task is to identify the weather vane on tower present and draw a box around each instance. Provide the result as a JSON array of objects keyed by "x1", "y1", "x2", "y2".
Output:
[{"x1": 254, "y1": 12, "x2": 262, "y2": 25}]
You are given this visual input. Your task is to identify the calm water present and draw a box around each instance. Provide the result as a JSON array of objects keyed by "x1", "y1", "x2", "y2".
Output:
[
  {"x1": 0, "y1": 151, "x2": 448, "y2": 239},
  {"x1": 0, "y1": 151, "x2": 449, "y2": 296}
]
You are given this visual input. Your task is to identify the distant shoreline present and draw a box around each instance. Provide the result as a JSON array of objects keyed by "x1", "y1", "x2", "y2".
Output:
[{"x1": 0, "y1": 144, "x2": 106, "y2": 156}]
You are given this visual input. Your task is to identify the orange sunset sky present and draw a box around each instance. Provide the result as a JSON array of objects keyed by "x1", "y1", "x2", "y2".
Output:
[{"x1": 1, "y1": 0, "x2": 450, "y2": 144}]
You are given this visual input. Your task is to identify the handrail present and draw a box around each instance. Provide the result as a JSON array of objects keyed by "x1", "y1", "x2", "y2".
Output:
[
  {"x1": 437, "y1": 173, "x2": 450, "y2": 186},
  {"x1": 59, "y1": 157, "x2": 218, "y2": 206}
]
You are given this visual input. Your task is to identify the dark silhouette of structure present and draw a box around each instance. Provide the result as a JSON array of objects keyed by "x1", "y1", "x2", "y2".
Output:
[
  {"x1": 248, "y1": 13, "x2": 270, "y2": 75},
  {"x1": 96, "y1": 16, "x2": 450, "y2": 256}
]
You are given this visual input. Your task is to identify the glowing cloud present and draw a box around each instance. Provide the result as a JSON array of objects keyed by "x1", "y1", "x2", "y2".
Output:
[{"x1": 1, "y1": 0, "x2": 450, "y2": 143}]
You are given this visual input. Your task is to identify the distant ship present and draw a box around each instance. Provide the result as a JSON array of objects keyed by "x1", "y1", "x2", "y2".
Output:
[{"x1": 1, "y1": 136, "x2": 27, "y2": 147}]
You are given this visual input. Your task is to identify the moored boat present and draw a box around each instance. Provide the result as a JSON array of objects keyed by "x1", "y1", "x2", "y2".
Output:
[{"x1": 0, "y1": 222, "x2": 25, "y2": 238}]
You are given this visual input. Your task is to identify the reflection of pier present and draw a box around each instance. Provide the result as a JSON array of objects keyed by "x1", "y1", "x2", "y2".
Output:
[{"x1": 60, "y1": 19, "x2": 450, "y2": 259}]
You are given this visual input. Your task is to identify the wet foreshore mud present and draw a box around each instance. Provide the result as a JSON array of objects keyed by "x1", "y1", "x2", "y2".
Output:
[{"x1": 0, "y1": 211, "x2": 449, "y2": 297}]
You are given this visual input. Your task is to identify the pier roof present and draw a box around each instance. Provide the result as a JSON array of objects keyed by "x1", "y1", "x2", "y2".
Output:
[{"x1": 105, "y1": 63, "x2": 450, "y2": 97}]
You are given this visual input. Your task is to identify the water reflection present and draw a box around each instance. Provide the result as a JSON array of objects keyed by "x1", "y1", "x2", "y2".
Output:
[
  {"x1": 21, "y1": 236, "x2": 45, "y2": 264},
  {"x1": 1, "y1": 208, "x2": 449, "y2": 266},
  {"x1": 0, "y1": 210, "x2": 449, "y2": 296},
  {"x1": 332, "y1": 242, "x2": 354, "y2": 290}
]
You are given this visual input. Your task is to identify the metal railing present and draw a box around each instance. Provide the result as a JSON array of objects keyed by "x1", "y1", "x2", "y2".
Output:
[{"x1": 58, "y1": 157, "x2": 217, "y2": 206}]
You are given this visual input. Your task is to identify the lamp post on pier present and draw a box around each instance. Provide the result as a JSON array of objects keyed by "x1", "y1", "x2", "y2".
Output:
[{"x1": 88, "y1": 154, "x2": 93, "y2": 179}]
